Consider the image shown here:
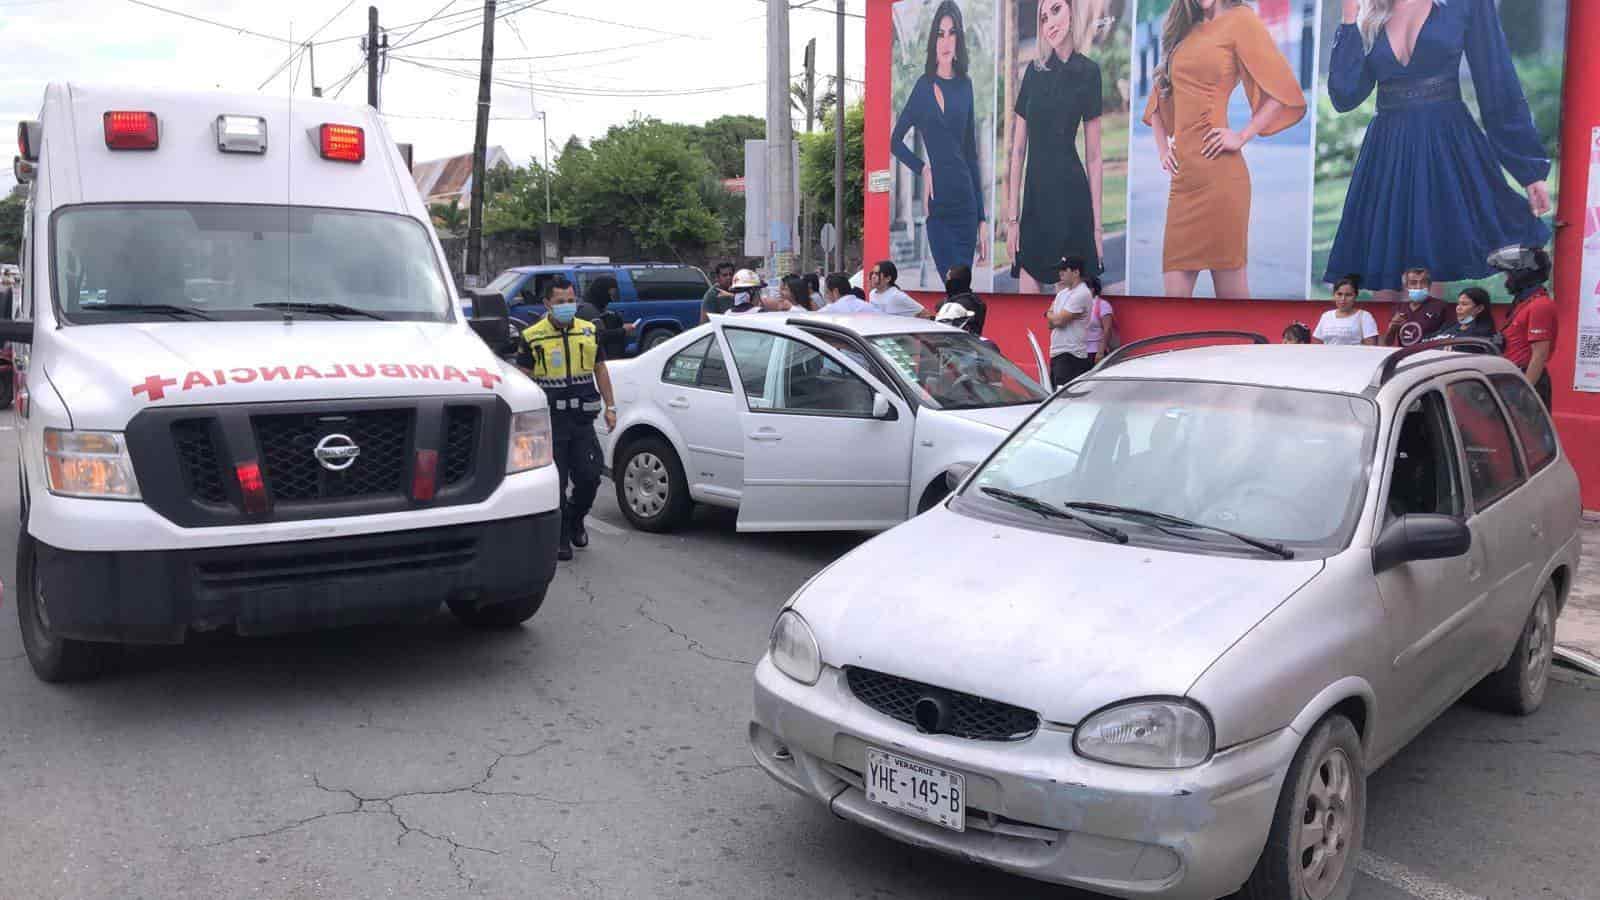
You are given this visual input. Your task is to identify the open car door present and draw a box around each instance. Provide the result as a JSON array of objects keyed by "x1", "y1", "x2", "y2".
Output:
[{"x1": 1026, "y1": 330, "x2": 1050, "y2": 389}]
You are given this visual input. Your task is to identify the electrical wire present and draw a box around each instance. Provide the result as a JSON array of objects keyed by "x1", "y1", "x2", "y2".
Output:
[
  {"x1": 390, "y1": 55, "x2": 762, "y2": 98},
  {"x1": 390, "y1": 11, "x2": 766, "y2": 64},
  {"x1": 256, "y1": 0, "x2": 359, "y2": 90},
  {"x1": 754, "y1": 0, "x2": 865, "y2": 20},
  {"x1": 122, "y1": 0, "x2": 296, "y2": 44},
  {"x1": 388, "y1": 0, "x2": 550, "y2": 51}
]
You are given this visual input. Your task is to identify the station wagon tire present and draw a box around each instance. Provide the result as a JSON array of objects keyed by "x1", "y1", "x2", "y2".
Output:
[
  {"x1": 1241, "y1": 714, "x2": 1365, "y2": 900},
  {"x1": 1471, "y1": 581, "x2": 1558, "y2": 716},
  {"x1": 16, "y1": 532, "x2": 119, "y2": 683},
  {"x1": 447, "y1": 587, "x2": 547, "y2": 628},
  {"x1": 639, "y1": 327, "x2": 676, "y2": 353},
  {"x1": 615, "y1": 436, "x2": 691, "y2": 532}
]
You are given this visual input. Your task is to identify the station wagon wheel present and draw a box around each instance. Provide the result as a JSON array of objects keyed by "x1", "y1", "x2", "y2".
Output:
[
  {"x1": 613, "y1": 436, "x2": 691, "y2": 532},
  {"x1": 1470, "y1": 581, "x2": 1558, "y2": 716},
  {"x1": 1242, "y1": 714, "x2": 1365, "y2": 900}
]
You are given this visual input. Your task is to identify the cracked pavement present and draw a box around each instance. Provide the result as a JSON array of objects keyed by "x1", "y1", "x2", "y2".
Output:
[{"x1": 1, "y1": 444, "x2": 1597, "y2": 898}]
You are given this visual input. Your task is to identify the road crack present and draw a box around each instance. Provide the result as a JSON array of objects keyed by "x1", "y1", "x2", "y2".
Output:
[{"x1": 635, "y1": 598, "x2": 756, "y2": 666}]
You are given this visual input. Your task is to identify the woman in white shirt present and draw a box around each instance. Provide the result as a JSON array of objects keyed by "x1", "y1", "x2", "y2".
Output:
[{"x1": 1313, "y1": 276, "x2": 1379, "y2": 346}]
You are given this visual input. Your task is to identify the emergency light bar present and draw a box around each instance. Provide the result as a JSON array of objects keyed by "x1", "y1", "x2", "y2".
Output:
[
  {"x1": 317, "y1": 124, "x2": 365, "y2": 163},
  {"x1": 104, "y1": 111, "x2": 159, "y2": 150},
  {"x1": 216, "y1": 115, "x2": 268, "y2": 154}
]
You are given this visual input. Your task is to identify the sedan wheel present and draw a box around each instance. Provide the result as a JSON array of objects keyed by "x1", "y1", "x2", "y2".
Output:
[
  {"x1": 612, "y1": 436, "x2": 691, "y2": 532},
  {"x1": 1242, "y1": 714, "x2": 1365, "y2": 900}
]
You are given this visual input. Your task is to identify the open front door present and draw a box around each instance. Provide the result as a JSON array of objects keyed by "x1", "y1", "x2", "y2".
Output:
[
  {"x1": 1026, "y1": 330, "x2": 1050, "y2": 389},
  {"x1": 724, "y1": 326, "x2": 914, "y2": 531}
]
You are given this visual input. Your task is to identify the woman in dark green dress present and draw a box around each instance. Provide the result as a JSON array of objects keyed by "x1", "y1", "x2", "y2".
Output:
[{"x1": 1003, "y1": 0, "x2": 1104, "y2": 292}]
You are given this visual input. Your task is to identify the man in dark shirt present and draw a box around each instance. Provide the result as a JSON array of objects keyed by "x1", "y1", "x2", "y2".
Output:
[
  {"x1": 701, "y1": 262, "x2": 737, "y2": 322},
  {"x1": 942, "y1": 264, "x2": 986, "y2": 335},
  {"x1": 1382, "y1": 267, "x2": 1451, "y2": 347}
]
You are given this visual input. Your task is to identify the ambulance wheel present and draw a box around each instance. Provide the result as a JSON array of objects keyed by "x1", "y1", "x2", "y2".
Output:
[
  {"x1": 615, "y1": 436, "x2": 691, "y2": 533},
  {"x1": 16, "y1": 532, "x2": 119, "y2": 683},
  {"x1": 448, "y1": 587, "x2": 547, "y2": 628}
]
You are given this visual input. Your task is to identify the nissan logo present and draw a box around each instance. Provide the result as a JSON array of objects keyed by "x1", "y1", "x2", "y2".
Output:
[{"x1": 313, "y1": 433, "x2": 361, "y2": 472}]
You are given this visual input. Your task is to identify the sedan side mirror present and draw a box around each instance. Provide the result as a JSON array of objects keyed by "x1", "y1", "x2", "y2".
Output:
[
  {"x1": 872, "y1": 394, "x2": 897, "y2": 421},
  {"x1": 467, "y1": 289, "x2": 512, "y2": 355},
  {"x1": 944, "y1": 462, "x2": 976, "y2": 493},
  {"x1": 1372, "y1": 514, "x2": 1471, "y2": 574}
]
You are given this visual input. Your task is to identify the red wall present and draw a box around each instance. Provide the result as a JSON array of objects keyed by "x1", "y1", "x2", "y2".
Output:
[{"x1": 863, "y1": 0, "x2": 1600, "y2": 509}]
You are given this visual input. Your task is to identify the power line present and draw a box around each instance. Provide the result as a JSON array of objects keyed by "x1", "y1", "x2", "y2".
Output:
[
  {"x1": 257, "y1": 0, "x2": 358, "y2": 90},
  {"x1": 122, "y1": 0, "x2": 296, "y2": 45},
  {"x1": 390, "y1": 55, "x2": 762, "y2": 98},
  {"x1": 388, "y1": 0, "x2": 548, "y2": 51},
  {"x1": 391, "y1": 12, "x2": 766, "y2": 64},
  {"x1": 317, "y1": 0, "x2": 481, "y2": 44},
  {"x1": 525, "y1": 7, "x2": 704, "y2": 40},
  {"x1": 754, "y1": 0, "x2": 865, "y2": 20}
]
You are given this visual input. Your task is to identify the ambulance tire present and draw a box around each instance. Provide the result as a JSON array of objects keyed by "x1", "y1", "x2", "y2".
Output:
[
  {"x1": 16, "y1": 532, "x2": 120, "y2": 683},
  {"x1": 447, "y1": 586, "x2": 548, "y2": 629}
]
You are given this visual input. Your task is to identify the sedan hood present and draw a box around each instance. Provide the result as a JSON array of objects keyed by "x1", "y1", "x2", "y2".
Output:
[
  {"x1": 793, "y1": 504, "x2": 1324, "y2": 724},
  {"x1": 939, "y1": 403, "x2": 1037, "y2": 433},
  {"x1": 43, "y1": 321, "x2": 542, "y2": 429}
]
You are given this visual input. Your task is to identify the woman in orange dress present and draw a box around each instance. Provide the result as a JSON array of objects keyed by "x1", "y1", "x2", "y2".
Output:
[{"x1": 1143, "y1": 0, "x2": 1306, "y2": 297}]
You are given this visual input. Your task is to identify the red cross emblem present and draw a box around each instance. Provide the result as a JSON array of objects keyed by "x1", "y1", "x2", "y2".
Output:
[
  {"x1": 132, "y1": 374, "x2": 179, "y2": 402},
  {"x1": 466, "y1": 367, "x2": 501, "y2": 389}
]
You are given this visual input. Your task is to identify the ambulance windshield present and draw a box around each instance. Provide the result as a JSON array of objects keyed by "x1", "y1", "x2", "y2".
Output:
[{"x1": 52, "y1": 204, "x2": 453, "y2": 324}]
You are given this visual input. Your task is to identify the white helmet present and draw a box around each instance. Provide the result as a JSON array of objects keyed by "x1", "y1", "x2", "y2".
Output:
[
  {"x1": 935, "y1": 301, "x2": 974, "y2": 325},
  {"x1": 731, "y1": 269, "x2": 764, "y2": 290}
]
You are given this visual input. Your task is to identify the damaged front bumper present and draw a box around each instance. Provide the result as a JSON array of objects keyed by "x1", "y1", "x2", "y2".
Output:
[{"x1": 749, "y1": 657, "x2": 1300, "y2": 900}]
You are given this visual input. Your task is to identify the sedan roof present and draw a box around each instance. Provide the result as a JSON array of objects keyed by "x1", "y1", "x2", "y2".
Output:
[{"x1": 717, "y1": 311, "x2": 956, "y2": 338}]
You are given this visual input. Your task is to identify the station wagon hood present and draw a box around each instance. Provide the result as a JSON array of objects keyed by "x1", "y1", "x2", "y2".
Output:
[
  {"x1": 792, "y1": 505, "x2": 1325, "y2": 725},
  {"x1": 43, "y1": 321, "x2": 540, "y2": 428}
]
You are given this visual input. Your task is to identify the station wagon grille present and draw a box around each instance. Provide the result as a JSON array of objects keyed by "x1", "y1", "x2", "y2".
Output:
[{"x1": 844, "y1": 667, "x2": 1040, "y2": 741}]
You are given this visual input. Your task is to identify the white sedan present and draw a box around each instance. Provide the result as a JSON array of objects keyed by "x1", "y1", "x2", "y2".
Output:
[{"x1": 601, "y1": 313, "x2": 1050, "y2": 532}]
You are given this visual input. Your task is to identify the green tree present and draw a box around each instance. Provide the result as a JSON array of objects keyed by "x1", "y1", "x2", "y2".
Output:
[
  {"x1": 690, "y1": 114, "x2": 765, "y2": 180},
  {"x1": 561, "y1": 118, "x2": 724, "y2": 259},
  {"x1": 799, "y1": 101, "x2": 865, "y2": 248},
  {"x1": 429, "y1": 201, "x2": 467, "y2": 237},
  {"x1": 0, "y1": 193, "x2": 24, "y2": 262}
]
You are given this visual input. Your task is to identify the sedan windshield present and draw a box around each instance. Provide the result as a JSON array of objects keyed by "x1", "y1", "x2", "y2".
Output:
[
  {"x1": 868, "y1": 332, "x2": 1047, "y2": 410},
  {"x1": 53, "y1": 204, "x2": 453, "y2": 324},
  {"x1": 963, "y1": 379, "x2": 1377, "y2": 552}
]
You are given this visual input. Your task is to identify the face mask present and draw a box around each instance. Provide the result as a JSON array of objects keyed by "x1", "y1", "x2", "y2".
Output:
[
  {"x1": 1458, "y1": 316, "x2": 1475, "y2": 326},
  {"x1": 1407, "y1": 289, "x2": 1429, "y2": 303},
  {"x1": 550, "y1": 302, "x2": 578, "y2": 326}
]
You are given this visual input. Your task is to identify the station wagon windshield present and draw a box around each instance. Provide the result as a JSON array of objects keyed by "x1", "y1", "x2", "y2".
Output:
[
  {"x1": 53, "y1": 205, "x2": 453, "y2": 324},
  {"x1": 868, "y1": 332, "x2": 1047, "y2": 410},
  {"x1": 964, "y1": 379, "x2": 1377, "y2": 553}
]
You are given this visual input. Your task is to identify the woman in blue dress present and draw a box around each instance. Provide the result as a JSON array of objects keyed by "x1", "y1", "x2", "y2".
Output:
[
  {"x1": 1323, "y1": 0, "x2": 1552, "y2": 300},
  {"x1": 890, "y1": 1, "x2": 989, "y2": 287}
]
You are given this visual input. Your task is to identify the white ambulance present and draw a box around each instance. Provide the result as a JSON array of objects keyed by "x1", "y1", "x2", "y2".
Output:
[{"x1": 3, "y1": 84, "x2": 559, "y2": 681}]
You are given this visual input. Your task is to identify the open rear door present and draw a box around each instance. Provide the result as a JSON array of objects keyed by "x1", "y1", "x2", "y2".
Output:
[{"x1": 1026, "y1": 330, "x2": 1050, "y2": 389}]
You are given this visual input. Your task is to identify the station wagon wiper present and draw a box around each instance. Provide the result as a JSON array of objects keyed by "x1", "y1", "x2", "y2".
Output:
[
  {"x1": 254, "y1": 301, "x2": 388, "y2": 320},
  {"x1": 77, "y1": 302, "x2": 214, "y2": 320},
  {"x1": 1062, "y1": 501, "x2": 1295, "y2": 559},
  {"x1": 979, "y1": 487, "x2": 1128, "y2": 544}
]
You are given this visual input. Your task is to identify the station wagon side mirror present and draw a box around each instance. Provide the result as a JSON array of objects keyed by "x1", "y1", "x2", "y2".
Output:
[
  {"x1": 467, "y1": 289, "x2": 512, "y2": 356},
  {"x1": 944, "y1": 461, "x2": 976, "y2": 493},
  {"x1": 1372, "y1": 514, "x2": 1472, "y2": 574},
  {"x1": 872, "y1": 394, "x2": 897, "y2": 421}
]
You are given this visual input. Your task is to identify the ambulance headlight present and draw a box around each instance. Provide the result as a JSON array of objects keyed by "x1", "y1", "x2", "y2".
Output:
[
  {"x1": 507, "y1": 409, "x2": 553, "y2": 473},
  {"x1": 43, "y1": 429, "x2": 141, "y2": 500}
]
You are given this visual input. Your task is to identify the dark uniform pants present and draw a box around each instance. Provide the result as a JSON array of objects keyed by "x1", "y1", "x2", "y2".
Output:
[{"x1": 552, "y1": 417, "x2": 604, "y2": 529}]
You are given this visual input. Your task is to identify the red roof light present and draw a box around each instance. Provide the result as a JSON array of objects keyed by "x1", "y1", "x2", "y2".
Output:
[
  {"x1": 318, "y1": 123, "x2": 365, "y2": 163},
  {"x1": 104, "y1": 111, "x2": 159, "y2": 151}
]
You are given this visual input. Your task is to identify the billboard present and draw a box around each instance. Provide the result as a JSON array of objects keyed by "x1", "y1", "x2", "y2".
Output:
[{"x1": 883, "y1": 0, "x2": 1568, "y2": 301}]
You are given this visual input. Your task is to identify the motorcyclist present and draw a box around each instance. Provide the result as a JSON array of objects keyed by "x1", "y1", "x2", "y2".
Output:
[{"x1": 1489, "y1": 244, "x2": 1558, "y2": 410}]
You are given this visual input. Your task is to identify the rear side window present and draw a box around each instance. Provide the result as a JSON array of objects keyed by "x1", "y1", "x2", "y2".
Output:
[
  {"x1": 661, "y1": 334, "x2": 732, "y2": 393},
  {"x1": 1445, "y1": 379, "x2": 1525, "y2": 510},
  {"x1": 629, "y1": 266, "x2": 711, "y2": 301},
  {"x1": 1490, "y1": 374, "x2": 1558, "y2": 473}
]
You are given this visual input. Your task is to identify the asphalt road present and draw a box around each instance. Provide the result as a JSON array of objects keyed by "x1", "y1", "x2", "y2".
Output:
[{"x1": 1, "y1": 428, "x2": 1596, "y2": 899}]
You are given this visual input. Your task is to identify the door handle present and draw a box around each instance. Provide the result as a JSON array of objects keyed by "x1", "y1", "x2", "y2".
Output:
[
  {"x1": 667, "y1": 397, "x2": 690, "y2": 409},
  {"x1": 748, "y1": 430, "x2": 783, "y2": 442},
  {"x1": 1530, "y1": 522, "x2": 1544, "y2": 538}
]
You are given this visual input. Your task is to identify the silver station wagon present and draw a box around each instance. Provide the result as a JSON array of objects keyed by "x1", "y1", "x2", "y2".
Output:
[{"x1": 748, "y1": 335, "x2": 1581, "y2": 900}]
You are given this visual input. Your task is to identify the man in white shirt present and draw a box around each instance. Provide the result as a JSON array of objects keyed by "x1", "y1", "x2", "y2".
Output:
[
  {"x1": 1046, "y1": 256, "x2": 1094, "y2": 387},
  {"x1": 867, "y1": 261, "x2": 931, "y2": 318},
  {"x1": 820, "y1": 273, "x2": 876, "y2": 313}
]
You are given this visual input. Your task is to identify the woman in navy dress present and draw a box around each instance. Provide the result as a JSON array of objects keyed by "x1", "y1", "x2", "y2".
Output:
[
  {"x1": 1324, "y1": 0, "x2": 1552, "y2": 299},
  {"x1": 891, "y1": 1, "x2": 989, "y2": 286}
]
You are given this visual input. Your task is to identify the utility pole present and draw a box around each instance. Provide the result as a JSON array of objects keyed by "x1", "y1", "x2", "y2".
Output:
[
  {"x1": 466, "y1": 0, "x2": 496, "y2": 284},
  {"x1": 834, "y1": 0, "x2": 846, "y2": 274},
  {"x1": 765, "y1": 0, "x2": 796, "y2": 284},
  {"x1": 365, "y1": 6, "x2": 380, "y2": 109},
  {"x1": 802, "y1": 38, "x2": 816, "y2": 275}
]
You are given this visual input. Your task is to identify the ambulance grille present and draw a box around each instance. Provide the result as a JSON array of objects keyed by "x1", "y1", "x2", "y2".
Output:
[
  {"x1": 253, "y1": 409, "x2": 413, "y2": 501},
  {"x1": 443, "y1": 406, "x2": 479, "y2": 485},
  {"x1": 172, "y1": 419, "x2": 228, "y2": 504}
]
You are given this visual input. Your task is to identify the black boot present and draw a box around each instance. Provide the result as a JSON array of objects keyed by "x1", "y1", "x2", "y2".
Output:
[
  {"x1": 557, "y1": 527, "x2": 573, "y2": 561},
  {"x1": 569, "y1": 517, "x2": 589, "y2": 549}
]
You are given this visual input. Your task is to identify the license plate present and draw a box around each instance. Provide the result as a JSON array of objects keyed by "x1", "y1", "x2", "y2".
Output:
[{"x1": 864, "y1": 748, "x2": 966, "y2": 832}]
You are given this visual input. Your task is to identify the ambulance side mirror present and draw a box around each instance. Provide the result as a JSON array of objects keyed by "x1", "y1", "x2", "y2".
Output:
[{"x1": 467, "y1": 289, "x2": 512, "y2": 355}]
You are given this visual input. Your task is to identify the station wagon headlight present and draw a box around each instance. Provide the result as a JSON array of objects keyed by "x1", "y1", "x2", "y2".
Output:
[
  {"x1": 43, "y1": 429, "x2": 141, "y2": 500},
  {"x1": 769, "y1": 610, "x2": 821, "y2": 685},
  {"x1": 507, "y1": 409, "x2": 553, "y2": 473},
  {"x1": 1074, "y1": 700, "x2": 1213, "y2": 769}
]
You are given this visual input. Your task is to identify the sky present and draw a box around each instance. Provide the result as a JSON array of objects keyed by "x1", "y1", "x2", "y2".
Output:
[{"x1": 0, "y1": 0, "x2": 866, "y2": 188}]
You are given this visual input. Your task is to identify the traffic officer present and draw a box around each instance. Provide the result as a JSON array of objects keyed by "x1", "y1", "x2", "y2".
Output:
[{"x1": 518, "y1": 276, "x2": 618, "y2": 560}]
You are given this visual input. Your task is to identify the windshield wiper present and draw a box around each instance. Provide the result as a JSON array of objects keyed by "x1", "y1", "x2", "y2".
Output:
[
  {"x1": 1062, "y1": 501, "x2": 1295, "y2": 559},
  {"x1": 254, "y1": 301, "x2": 388, "y2": 321},
  {"x1": 76, "y1": 302, "x2": 213, "y2": 320},
  {"x1": 979, "y1": 487, "x2": 1128, "y2": 544}
]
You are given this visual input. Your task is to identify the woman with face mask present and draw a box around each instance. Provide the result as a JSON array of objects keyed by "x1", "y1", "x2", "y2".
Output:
[{"x1": 1426, "y1": 287, "x2": 1498, "y2": 343}]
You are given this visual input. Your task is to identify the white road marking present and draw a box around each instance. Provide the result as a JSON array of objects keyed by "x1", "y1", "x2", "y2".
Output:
[
  {"x1": 1358, "y1": 851, "x2": 1485, "y2": 900},
  {"x1": 584, "y1": 517, "x2": 625, "y2": 537}
]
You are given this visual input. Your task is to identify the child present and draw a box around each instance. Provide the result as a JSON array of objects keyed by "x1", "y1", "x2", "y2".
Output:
[{"x1": 1282, "y1": 322, "x2": 1311, "y2": 344}]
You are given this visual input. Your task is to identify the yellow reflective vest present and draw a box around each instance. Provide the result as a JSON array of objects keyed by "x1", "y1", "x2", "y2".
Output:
[{"x1": 521, "y1": 317, "x2": 602, "y2": 414}]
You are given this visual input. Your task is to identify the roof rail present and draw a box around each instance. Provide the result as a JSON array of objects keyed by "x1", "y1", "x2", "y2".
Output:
[
  {"x1": 1375, "y1": 338, "x2": 1501, "y2": 387},
  {"x1": 1094, "y1": 330, "x2": 1268, "y2": 371}
]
